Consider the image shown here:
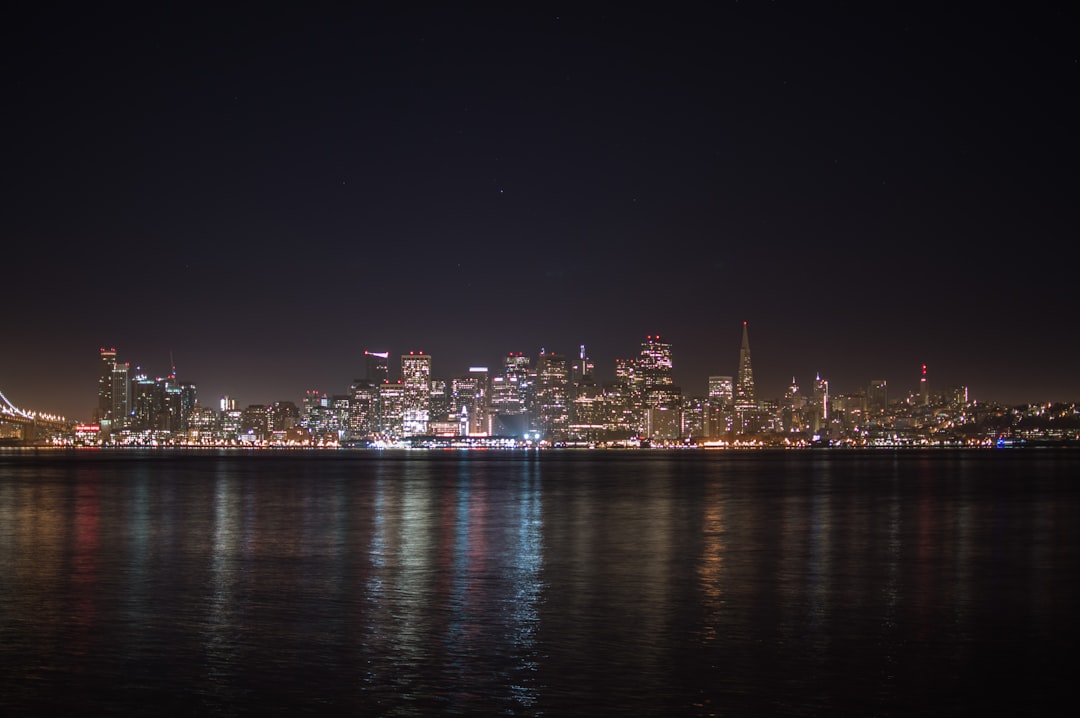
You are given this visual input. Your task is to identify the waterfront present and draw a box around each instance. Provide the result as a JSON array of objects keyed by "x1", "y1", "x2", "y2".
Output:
[{"x1": 1, "y1": 449, "x2": 1077, "y2": 716}]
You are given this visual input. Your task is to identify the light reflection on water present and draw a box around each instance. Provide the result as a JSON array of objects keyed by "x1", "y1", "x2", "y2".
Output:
[{"x1": 1, "y1": 448, "x2": 1078, "y2": 716}]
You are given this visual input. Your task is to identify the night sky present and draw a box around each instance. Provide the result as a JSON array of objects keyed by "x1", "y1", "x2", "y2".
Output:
[{"x1": 4, "y1": 4, "x2": 1077, "y2": 421}]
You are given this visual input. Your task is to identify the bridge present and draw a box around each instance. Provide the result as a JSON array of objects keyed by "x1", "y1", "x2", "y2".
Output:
[{"x1": 0, "y1": 388, "x2": 75, "y2": 445}]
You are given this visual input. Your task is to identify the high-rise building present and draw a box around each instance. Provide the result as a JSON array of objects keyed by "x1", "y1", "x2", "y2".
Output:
[
  {"x1": 536, "y1": 350, "x2": 569, "y2": 441},
  {"x1": 734, "y1": 323, "x2": 755, "y2": 412},
  {"x1": 640, "y1": 335, "x2": 674, "y2": 395},
  {"x1": 377, "y1": 381, "x2": 405, "y2": 438},
  {"x1": 110, "y1": 360, "x2": 131, "y2": 429},
  {"x1": 365, "y1": 350, "x2": 390, "y2": 385},
  {"x1": 868, "y1": 380, "x2": 888, "y2": 417},
  {"x1": 131, "y1": 372, "x2": 161, "y2": 431},
  {"x1": 706, "y1": 375, "x2": 734, "y2": 437},
  {"x1": 401, "y1": 352, "x2": 431, "y2": 436},
  {"x1": 97, "y1": 347, "x2": 117, "y2": 426},
  {"x1": 782, "y1": 377, "x2": 805, "y2": 433},
  {"x1": 919, "y1": 364, "x2": 929, "y2": 406},
  {"x1": 268, "y1": 401, "x2": 299, "y2": 432},
  {"x1": 240, "y1": 404, "x2": 269, "y2": 439},
  {"x1": 812, "y1": 373, "x2": 829, "y2": 432},
  {"x1": 733, "y1": 323, "x2": 758, "y2": 434},
  {"x1": 348, "y1": 379, "x2": 378, "y2": 440},
  {"x1": 571, "y1": 344, "x2": 595, "y2": 387}
]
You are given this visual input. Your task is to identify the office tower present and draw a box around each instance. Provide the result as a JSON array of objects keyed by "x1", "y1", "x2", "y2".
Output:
[
  {"x1": 867, "y1": 380, "x2": 888, "y2": 417},
  {"x1": 920, "y1": 364, "x2": 929, "y2": 406},
  {"x1": 639, "y1": 335, "x2": 673, "y2": 393},
  {"x1": 614, "y1": 356, "x2": 645, "y2": 435},
  {"x1": 110, "y1": 360, "x2": 131, "y2": 430},
  {"x1": 268, "y1": 401, "x2": 299, "y2": 432},
  {"x1": 782, "y1": 377, "x2": 804, "y2": 433},
  {"x1": 220, "y1": 396, "x2": 237, "y2": 412},
  {"x1": 348, "y1": 379, "x2": 378, "y2": 439},
  {"x1": 98, "y1": 347, "x2": 117, "y2": 425},
  {"x1": 429, "y1": 379, "x2": 450, "y2": 422},
  {"x1": 377, "y1": 382, "x2": 405, "y2": 438},
  {"x1": 638, "y1": 334, "x2": 680, "y2": 438},
  {"x1": 329, "y1": 395, "x2": 350, "y2": 439},
  {"x1": 131, "y1": 372, "x2": 161, "y2": 431},
  {"x1": 503, "y1": 352, "x2": 532, "y2": 415},
  {"x1": 708, "y1": 376, "x2": 734, "y2": 408},
  {"x1": 571, "y1": 344, "x2": 595, "y2": 387},
  {"x1": 365, "y1": 350, "x2": 390, "y2": 385},
  {"x1": 401, "y1": 352, "x2": 431, "y2": 436},
  {"x1": 468, "y1": 367, "x2": 491, "y2": 434},
  {"x1": 240, "y1": 404, "x2": 270, "y2": 439},
  {"x1": 706, "y1": 375, "x2": 734, "y2": 438},
  {"x1": 812, "y1": 373, "x2": 829, "y2": 432},
  {"x1": 681, "y1": 396, "x2": 707, "y2": 439},
  {"x1": 536, "y1": 350, "x2": 569, "y2": 441},
  {"x1": 734, "y1": 323, "x2": 755, "y2": 412},
  {"x1": 302, "y1": 390, "x2": 330, "y2": 435}
]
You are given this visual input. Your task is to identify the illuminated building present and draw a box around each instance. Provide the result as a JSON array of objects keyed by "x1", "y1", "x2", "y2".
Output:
[
  {"x1": 615, "y1": 356, "x2": 645, "y2": 434},
  {"x1": 110, "y1": 360, "x2": 131, "y2": 430},
  {"x1": 868, "y1": 380, "x2": 888, "y2": 417},
  {"x1": 221, "y1": 408, "x2": 242, "y2": 439},
  {"x1": 708, "y1": 376, "x2": 733, "y2": 407},
  {"x1": 640, "y1": 335, "x2": 673, "y2": 395},
  {"x1": 348, "y1": 379, "x2": 378, "y2": 439},
  {"x1": 97, "y1": 347, "x2": 117, "y2": 428},
  {"x1": 401, "y1": 352, "x2": 431, "y2": 436},
  {"x1": 569, "y1": 345, "x2": 601, "y2": 439},
  {"x1": 377, "y1": 381, "x2": 405, "y2": 437},
  {"x1": 734, "y1": 323, "x2": 755, "y2": 413},
  {"x1": 268, "y1": 401, "x2": 299, "y2": 432},
  {"x1": 569, "y1": 383, "x2": 603, "y2": 441},
  {"x1": 920, "y1": 364, "x2": 929, "y2": 406},
  {"x1": 571, "y1": 344, "x2": 595, "y2": 387},
  {"x1": 782, "y1": 377, "x2": 804, "y2": 433},
  {"x1": 302, "y1": 390, "x2": 330, "y2": 436},
  {"x1": 364, "y1": 350, "x2": 389, "y2": 385},
  {"x1": 450, "y1": 367, "x2": 490, "y2": 435},
  {"x1": 536, "y1": 350, "x2": 569, "y2": 441},
  {"x1": 734, "y1": 323, "x2": 758, "y2": 434},
  {"x1": 639, "y1": 335, "x2": 680, "y2": 438},
  {"x1": 131, "y1": 373, "x2": 162, "y2": 431},
  {"x1": 811, "y1": 374, "x2": 829, "y2": 432},
  {"x1": 240, "y1": 404, "x2": 269, "y2": 439},
  {"x1": 429, "y1": 379, "x2": 450, "y2": 423},
  {"x1": 681, "y1": 395, "x2": 707, "y2": 440}
]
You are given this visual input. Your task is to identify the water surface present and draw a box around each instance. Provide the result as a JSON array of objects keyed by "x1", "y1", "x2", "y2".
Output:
[{"x1": 1, "y1": 448, "x2": 1077, "y2": 716}]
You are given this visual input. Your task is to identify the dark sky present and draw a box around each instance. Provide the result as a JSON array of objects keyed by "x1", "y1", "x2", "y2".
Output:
[{"x1": 4, "y1": 3, "x2": 1077, "y2": 421}]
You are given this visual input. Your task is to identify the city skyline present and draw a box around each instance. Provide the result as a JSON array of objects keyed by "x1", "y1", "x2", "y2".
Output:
[
  {"x1": 12, "y1": 322, "x2": 1058, "y2": 425},
  {"x1": 4, "y1": 5, "x2": 1077, "y2": 419}
]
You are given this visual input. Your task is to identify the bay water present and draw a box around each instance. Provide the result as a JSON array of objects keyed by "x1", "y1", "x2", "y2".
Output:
[{"x1": 1, "y1": 448, "x2": 1077, "y2": 716}]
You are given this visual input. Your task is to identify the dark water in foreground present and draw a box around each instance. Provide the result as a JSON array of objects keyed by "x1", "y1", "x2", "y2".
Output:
[{"x1": 1, "y1": 448, "x2": 1078, "y2": 716}]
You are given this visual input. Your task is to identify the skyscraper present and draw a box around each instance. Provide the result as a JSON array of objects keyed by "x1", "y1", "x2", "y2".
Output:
[
  {"x1": 110, "y1": 359, "x2": 131, "y2": 430},
  {"x1": 639, "y1": 335, "x2": 674, "y2": 394},
  {"x1": 868, "y1": 379, "x2": 888, "y2": 417},
  {"x1": 401, "y1": 351, "x2": 431, "y2": 436},
  {"x1": 734, "y1": 322, "x2": 755, "y2": 412},
  {"x1": 98, "y1": 346, "x2": 117, "y2": 425},
  {"x1": 364, "y1": 350, "x2": 389, "y2": 385},
  {"x1": 536, "y1": 350, "x2": 569, "y2": 441}
]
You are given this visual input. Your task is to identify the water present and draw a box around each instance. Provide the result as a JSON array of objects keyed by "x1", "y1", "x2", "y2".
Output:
[{"x1": 1, "y1": 448, "x2": 1077, "y2": 716}]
